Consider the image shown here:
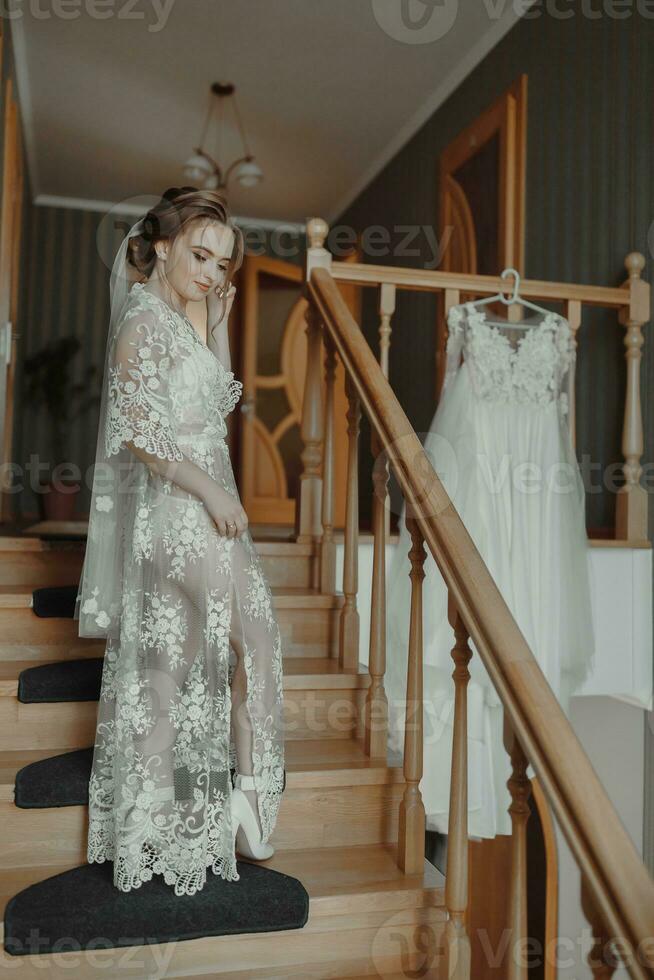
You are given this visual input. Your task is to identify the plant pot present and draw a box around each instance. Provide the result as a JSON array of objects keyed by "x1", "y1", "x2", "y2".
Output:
[{"x1": 38, "y1": 479, "x2": 81, "y2": 522}]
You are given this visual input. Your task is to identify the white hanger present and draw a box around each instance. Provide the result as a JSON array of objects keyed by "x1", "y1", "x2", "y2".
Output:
[{"x1": 467, "y1": 267, "x2": 554, "y2": 328}]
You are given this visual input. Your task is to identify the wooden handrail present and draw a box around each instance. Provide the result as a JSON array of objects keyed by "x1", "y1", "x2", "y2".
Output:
[
  {"x1": 329, "y1": 260, "x2": 631, "y2": 309},
  {"x1": 307, "y1": 264, "x2": 654, "y2": 976}
]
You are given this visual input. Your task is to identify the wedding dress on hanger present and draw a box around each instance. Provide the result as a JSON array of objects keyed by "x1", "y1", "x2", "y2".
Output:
[{"x1": 385, "y1": 299, "x2": 596, "y2": 838}]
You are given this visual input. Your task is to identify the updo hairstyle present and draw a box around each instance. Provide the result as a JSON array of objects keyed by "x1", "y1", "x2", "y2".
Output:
[{"x1": 127, "y1": 186, "x2": 245, "y2": 335}]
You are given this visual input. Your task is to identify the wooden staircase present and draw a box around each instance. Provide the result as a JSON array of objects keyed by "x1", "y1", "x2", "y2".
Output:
[{"x1": 0, "y1": 534, "x2": 445, "y2": 979}]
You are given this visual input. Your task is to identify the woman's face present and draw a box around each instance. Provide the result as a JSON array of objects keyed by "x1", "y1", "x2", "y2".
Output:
[{"x1": 159, "y1": 219, "x2": 235, "y2": 304}]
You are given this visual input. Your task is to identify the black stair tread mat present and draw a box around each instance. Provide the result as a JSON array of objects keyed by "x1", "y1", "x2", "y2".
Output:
[
  {"x1": 4, "y1": 859, "x2": 309, "y2": 955},
  {"x1": 14, "y1": 747, "x2": 286, "y2": 808},
  {"x1": 15, "y1": 747, "x2": 93, "y2": 808},
  {"x1": 32, "y1": 585, "x2": 78, "y2": 618},
  {"x1": 17, "y1": 658, "x2": 103, "y2": 703}
]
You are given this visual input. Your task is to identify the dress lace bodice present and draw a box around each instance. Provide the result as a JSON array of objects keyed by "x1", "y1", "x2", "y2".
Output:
[
  {"x1": 105, "y1": 282, "x2": 243, "y2": 461},
  {"x1": 444, "y1": 302, "x2": 575, "y2": 418}
]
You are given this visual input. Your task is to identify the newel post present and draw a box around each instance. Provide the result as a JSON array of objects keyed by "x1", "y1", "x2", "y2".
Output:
[
  {"x1": 616, "y1": 252, "x2": 649, "y2": 542},
  {"x1": 297, "y1": 219, "x2": 332, "y2": 566}
]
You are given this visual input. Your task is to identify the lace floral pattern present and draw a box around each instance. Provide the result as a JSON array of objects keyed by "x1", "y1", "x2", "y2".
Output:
[
  {"x1": 216, "y1": 373, "x2": 243, "y2": 418},
  {"x1": 445, "y1": 302, "x2": 574, "y2": 416},
  {"x1": 161, "y1": 497, "x2": 210, "y2": 581},
  {"x1": 135, "y1": 281, "x2": 243, "y2": 420},
  {"x1": 105, "y1": 306, "x2": 184, "y2": 461},
  {"x1": 86, "y1": 282, "x2": 285, "y2": 896}
]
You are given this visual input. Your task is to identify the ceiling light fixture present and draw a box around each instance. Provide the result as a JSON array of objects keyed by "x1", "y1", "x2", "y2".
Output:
[{"x1": 183, "y1": 81, "x2": 263, "y2": 192}]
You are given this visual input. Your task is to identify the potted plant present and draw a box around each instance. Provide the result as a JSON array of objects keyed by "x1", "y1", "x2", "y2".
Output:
[{"x1": 23, "y1": 336, "x2": 101, "y2": 521}]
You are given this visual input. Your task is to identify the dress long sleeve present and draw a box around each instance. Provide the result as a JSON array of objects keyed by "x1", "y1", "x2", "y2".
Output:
[
  {"x1": 105, "y1": 306, "x2": 184, "y2": 461},
  {"x1": 442, "y1": 304, "x2": 465, "y2": 396},
  {"x1": 556, "y1": 318, "x2": 576, "y2": 428}
]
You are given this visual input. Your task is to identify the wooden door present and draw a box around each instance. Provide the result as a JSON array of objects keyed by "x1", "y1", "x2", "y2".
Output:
[
  {"x1": 237, "y1": 252, "x2": 360, "y2": 528},
  {"x1": 0, "y1": 71, "x2": 24, "y2": 522},
  {"x1": 436, "y1": 74, "x2": 527, "y2": 398}
]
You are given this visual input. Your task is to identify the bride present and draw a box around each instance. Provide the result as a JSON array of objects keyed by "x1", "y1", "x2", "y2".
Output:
[{"x1": 75, "y1": 187, "x2": 285, "y2": 896}]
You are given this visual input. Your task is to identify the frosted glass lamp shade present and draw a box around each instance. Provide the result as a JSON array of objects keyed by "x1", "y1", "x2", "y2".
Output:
[
  {"x1": 235, "y1": 159, "x2": 263, "y2": 187},
  {"x1": 183, "y1": 153, "x2": 212, "y2": 181}
]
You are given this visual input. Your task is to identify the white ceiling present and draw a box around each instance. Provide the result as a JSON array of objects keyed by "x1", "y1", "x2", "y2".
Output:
[{"x1": 11, "y1": 0, "x2": 524, "y2": 226}]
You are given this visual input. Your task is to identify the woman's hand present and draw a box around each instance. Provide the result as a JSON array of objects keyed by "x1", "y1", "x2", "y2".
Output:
[
  {"x1": 207, "y1": 282, "x2": 237, "y2": 330},
  {"x1": 203, "y1": 483, "x2": 248, "y2": 538}
]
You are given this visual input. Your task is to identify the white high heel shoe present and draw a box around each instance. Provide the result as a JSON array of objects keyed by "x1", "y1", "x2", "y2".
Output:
[{"x1": 231, "y1": 773, "x2": 274, "y2": 860}]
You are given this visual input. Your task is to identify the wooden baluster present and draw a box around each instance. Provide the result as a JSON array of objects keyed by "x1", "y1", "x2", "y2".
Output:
[
  {"x1": 444, "y1": 603, "x2": 472, "y2": 980},
  {"x1": 377, "y1": 283, "x2": 395, "y2": 543},
  {"x1": 617, "y1": 252, "x2": 649, "y2": 542},
  {"x1": 503, "y1": 720, "x2": 532, "y2": 980},
  {"x1": 296, "y1": 302, "x2": 324, "y2": 588},
  {"x1": 581, "y1": 876, "x2": 618, "y2": 978},
  {"x1": 397, "y1": 516, "x2": 426, "y2": 874},
  {"x1": 378, "y1": 282, "x2": 396, "y2": 379},
  {"x1": 298, "y1": 217, "x2": 332, "y2": 579},
  {"x1": 366, "y1": 424, "x2": 389, "y2": 758},
  {"x1": 563, "y1": 299, "x2": 581, "y2": 450},
  {"x1": 339, "y1": 373, "x2": 360, "y2": 671},
  {"x1": 319, "y1": 336, "x2": 336, "y2": 594}
]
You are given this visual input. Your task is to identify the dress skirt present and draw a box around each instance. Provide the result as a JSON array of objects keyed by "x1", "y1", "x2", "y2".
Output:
[{"x1": 85, "y1": 431, "x2": 285, "y2": 895}]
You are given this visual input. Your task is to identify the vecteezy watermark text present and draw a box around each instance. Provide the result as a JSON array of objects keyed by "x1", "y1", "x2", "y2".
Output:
[
  {"x1": 7, "y1": 446, "x2": 653, "y2": 503},
  {"x1": 98, "y1": 198, "x2": 454, "y2": 272},
  {"x1": 233, "y1": 223, "x2": 447, "y2": 265},
  {"x1": 372, "y1": 0, "x2": 654, "y2": 45},
  {"x1": 0, "y1": 0, "x2": 175, "y2": 32}
]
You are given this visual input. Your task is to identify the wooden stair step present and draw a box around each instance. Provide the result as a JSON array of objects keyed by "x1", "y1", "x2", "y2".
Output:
[
  {"x1": 0, "y1": 584, "x2": 341, "y2": 609},
  {"x1": 0, "y1": 586, "x2": 345, "y2": 662},
  {"x1": 0, "y1": 656, "x2": 371, "y2": 749},
  {"x1": 0, "y1": 842, "x2": 442, "y2": 909},
  {"x1": 0, "y1": 656, "x2": 370, "y2": 751},
  {"x1": 2, "y1": 524, "x2": 306, "y2": 543},
  {"x1": 0, "y1": 843, "x2": 444, "y2": 980},
  {"x1": 0, "y1": 585, "x2": 35, "y2": 607},
  {"x1": 0, "y1": 533, "x2": 319, "y2": 590},
  {"x1": 0, "y1": 738, "x2": 396, "y2": 795},
  {"x1": 0, "y1": 842, "x2": 442, "y2": 907},
  {"x1": 0, "y1": 655, "x2": 369, "y2": 695},
  {"x1": 0, "y1": 736, "x2": 404, "y2": 866}
]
